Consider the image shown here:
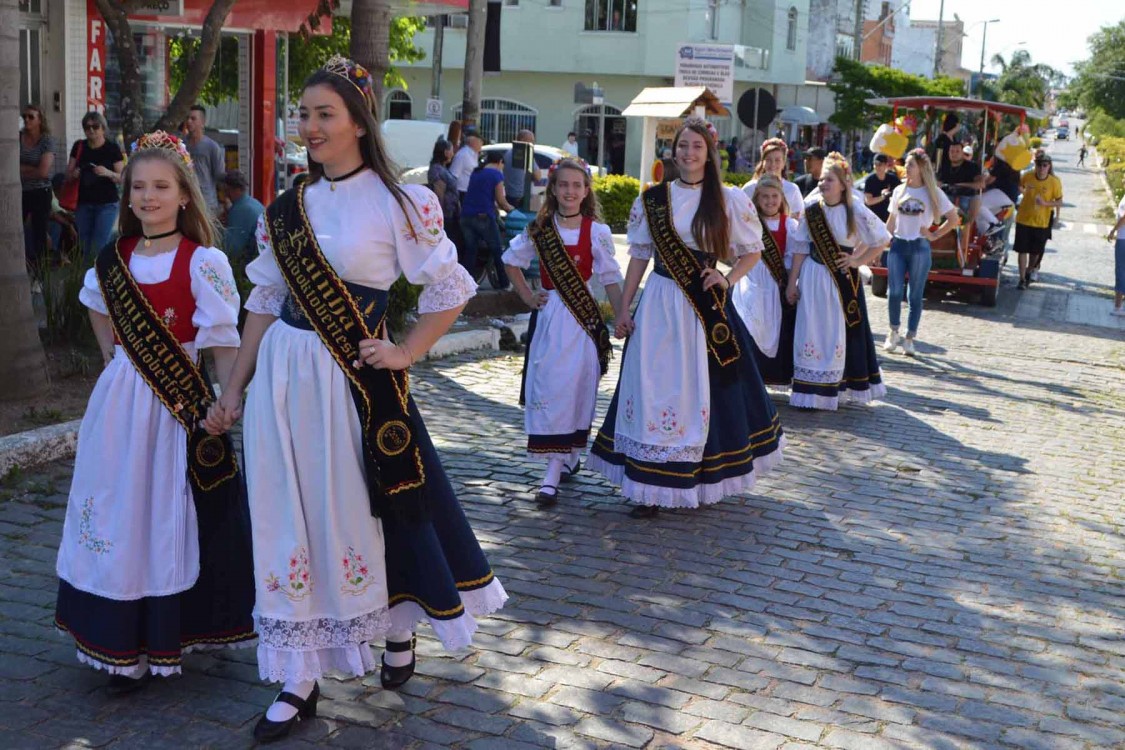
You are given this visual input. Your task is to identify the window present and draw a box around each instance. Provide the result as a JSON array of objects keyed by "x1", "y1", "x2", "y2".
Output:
[
  {"x1": 18, "y1": 29, "x2": 41, "y2": 106},
  {"x1": 386, "y1": 90, "x2": 412, "y2": 120},
  {"x1": 504, "y1": 0, "x2": 518, "y2": 6},
  {"x1": 452, "y1": 98, "x2": 537, "y2": 144},
  {"x1": 447, "y1": 14, "x2": 469, "y2": 29},
  {"x1": 787, "y1": 7, "x2": 798, "y2": 51},
  {"x1": 585, "y1": 0, "x2": 637, "y2": 32}
]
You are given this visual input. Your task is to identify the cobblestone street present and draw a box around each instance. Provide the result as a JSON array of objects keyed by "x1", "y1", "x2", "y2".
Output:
[{"x1": 1, "y1": 137, "x2": 1123, "y2": 749}]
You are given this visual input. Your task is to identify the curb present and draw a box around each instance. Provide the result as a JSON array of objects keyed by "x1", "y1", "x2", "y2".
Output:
[{"x1": 0, "y1": 325, "x2": 518, "y2": 478}]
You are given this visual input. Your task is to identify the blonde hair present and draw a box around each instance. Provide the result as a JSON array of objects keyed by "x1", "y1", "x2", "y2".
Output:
[
  {"x1": 900, "y1": 149, "x2": 944, "y2": 220},
  {"x1": 820, "y1": 152, "x2": 856, "y2": 239},
  {"x1": 752, "y1": 174, "x2": 790, "y2": 217},
  {"x1": 532, "y1": 159, "x2": 602, "y2": 233},
  {"x1": 118, "y1": 148, "x2": 218, "y2": 248}
]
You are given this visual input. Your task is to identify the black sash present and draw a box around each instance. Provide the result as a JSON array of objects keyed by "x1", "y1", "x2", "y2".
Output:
[
  {"x1": 805, "y1": 201, "x2": 863, "y2": 328},
  {"x1": 642, "y1": 183, "x2": 740, "y2": 367},
  {"x1": 760, "y1": 224, "x2": 787, "y2": 287},
  {"x1": 265, "y1": 186, "x2": 428, "y2": 522},
  {"x1": 95, "y1": 240, "x2": 238, "y2": 493},
  {"x1": 529, "y1": 218, "x2": 612, "y2": 376}
]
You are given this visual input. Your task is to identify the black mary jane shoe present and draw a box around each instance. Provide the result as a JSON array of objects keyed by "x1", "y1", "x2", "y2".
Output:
[
  {"x1": 381, "y1": 635, "x2": 417, "y2": 689},
  {"x1": 106, "y1": 670, "x2": 151, "y2": 697},
  {"x1": 628, "y1": 505, "x2": 660, "y2": 519},
  {"x1": 253, "y1": 682, "x2": 320, "y2": 744},
  {"x1": 535, "y1": 485, "x2": 559, "y2": 508},
  {"x1": 560, "y1": 458, "x2": 582, "y2": 482}
]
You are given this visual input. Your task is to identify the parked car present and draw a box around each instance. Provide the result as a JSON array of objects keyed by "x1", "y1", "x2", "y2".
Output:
[{"x1": 1056, "y1": 127, "x2": 1069, "y2": 140}]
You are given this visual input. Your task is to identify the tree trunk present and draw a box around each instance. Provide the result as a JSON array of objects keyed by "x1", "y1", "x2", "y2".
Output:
[
  {"x1": 0, "y1": 0, "x2": 48, "y2": 399},
  {"x1": 462, "y1": 0, "x2": 487, "y2": 128},
  {"x1": 351, "y1": 0, "x2": 392, "y2": 114},
  {"x1": 154, "y1": 0, "x2": 239, "y2": 133}
]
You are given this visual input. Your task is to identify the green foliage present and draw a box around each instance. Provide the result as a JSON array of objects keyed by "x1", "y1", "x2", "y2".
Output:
[
  {"x1": 1029, "y1": 137, "x2": 1043, "y2": 149},
  {"x1": 829, "y1": 57, "x2": 965, "y2": 132},
  {"x1": 169, "y1": 35, "x2": 241, "y2": 104},
  {"x1": 593, "y1": 174, "x2": 640, "y2": 232},
  {"x1": 38, "y1": 248, "x2": 95, "y2": 347},
  {"x1": 1086, "y1": 110, "x2": 1125, "y2": 140},
  {"x1": 980, "y1": 50, "x2": 1058, "y2": 109},
  {"x1": 1097, "y1": 136, "x2": 1125, "y2": 201},
  {"x1": 723, "y1": 171, "x2": 754, "y2": 187},
  {"x1": 1069, "y1": 20, "x2": 1125, "y2": 120},
  {"x1": 286, "y1": 17, "x2": 426, "y2": 101},
  {"x1": 387, "y1": 276, "x2": 422, "y2": 335}
]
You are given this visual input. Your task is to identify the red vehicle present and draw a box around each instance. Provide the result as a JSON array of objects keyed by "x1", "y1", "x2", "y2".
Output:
[{"x1": 864, "y1": 96, "x2": 1047, "y2": 307}]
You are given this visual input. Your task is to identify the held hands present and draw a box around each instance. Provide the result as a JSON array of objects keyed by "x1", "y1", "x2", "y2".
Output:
[
  {"x1": 522, "y1": 290, "x2": 550, "y2": 311},
  {"x1": 354, "y1": 328, "x2": 414, "y2": 371},
  {"x1": 701, "y1": 267, "x2": 730, "y2": 292},
  {"x1": 202, "y1": 390, "x2": 243, "y2": 435},
  {"x1": 785, "y1": 284, "x2": 800, "y2": 305},
  {"x1": 614, "y1": 311, "x2": 635, "y2": 339}
]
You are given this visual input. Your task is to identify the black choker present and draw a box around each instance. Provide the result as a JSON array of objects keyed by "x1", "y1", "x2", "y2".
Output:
[
  {"x1": 141, "y1": 229, "x2": 179, "y2": 249},
  {"x1": 557, "y1": 210, "x2": 582, "y2": 219},
  {"x1": 324, "y1": 164, "x2": 366, "y2": 191},
  {"x1": 678, "y1": 177, "x2": 704, "y2": 186}
]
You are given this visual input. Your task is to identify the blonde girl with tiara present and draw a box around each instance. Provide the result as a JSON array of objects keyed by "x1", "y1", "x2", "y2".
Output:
[
  {"x1": 54, "y1": 132, "x2": 255, "y2": 693},
  {"x1": 502, "y1": 158, "x2": 625, "y2": 507},
  {"x1": 732, "y1": 173, "x2": 799, "y2": 386},
  {"x1": 743, "y1": 138, "x2": 807, "y2": 221},
  {"x1": 788, "y1": 152, "x2": 891, "y2": 410},
  {"x1": 883, "y1": 148, "x2": 959, "y2": 356}
]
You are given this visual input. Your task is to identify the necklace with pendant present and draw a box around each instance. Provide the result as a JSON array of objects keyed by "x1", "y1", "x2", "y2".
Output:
[
  {"x1": 325, "y1": 164, "x2": 366, "y2": 191},
  {"x1": 142, "y1": 229, "x2": 178, "y2": 249}
]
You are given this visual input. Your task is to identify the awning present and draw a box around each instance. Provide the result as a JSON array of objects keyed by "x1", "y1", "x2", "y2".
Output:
[
  {"x1": 622, "y1": 87, "x2": 730, "y2": 119},
  {"x1": 777, "y1": 105, "x2": 824, "y2": 125}
]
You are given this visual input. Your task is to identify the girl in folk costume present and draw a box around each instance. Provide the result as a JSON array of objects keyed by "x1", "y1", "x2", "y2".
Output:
[
  {"x1": 732, "y1": 174, "x2": 798, "y2": 386},
  {"x1": 788, "y1": 152, "x2": 892, "y2": 410},
  {"x1": 588, "y1": 118, "x2": 785, "y2": 519},
  {"x1": 203, "y1": 58, "x2": 506, "y2": 743},
  {"x1": 743, "y1": 138, "x2": 807, "y2": 221},
  {"x1": 54, "y1": 132, "x2": 255, "y2": 693},
  {"x1": 502, "y1": 158, "x2": 625, "y2": 508}
]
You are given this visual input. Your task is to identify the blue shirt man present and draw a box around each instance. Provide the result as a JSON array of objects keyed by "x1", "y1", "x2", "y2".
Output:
[{"x1": 219, "y1": 170, "x2": 264, "y2": 260}]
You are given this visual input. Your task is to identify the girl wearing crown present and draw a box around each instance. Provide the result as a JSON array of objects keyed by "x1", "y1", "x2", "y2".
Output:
[
  {"x1": 54, "y1": 132, "x2": 255, "y2": 692},
  {"x1": 203, "y1": 57, "x2": 506, "y2": 742},
  {"x1": 588, "y1": 118, "x2": 785, "y2": 519},
  {"x1": 732, "y1": 174, "x2": 798, "y2": 386},
  {"x1": 787, "y1": 152, "x2": 891, "y2": 410},
  {"x1": 502, "y1": 158, "x2": 625, "y2": 507},
  {"x1": 742, "y1": 138, "x2": 807, "y2": 221}
]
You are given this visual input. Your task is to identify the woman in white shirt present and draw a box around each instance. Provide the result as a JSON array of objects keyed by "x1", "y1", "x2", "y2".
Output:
[
  {"x1": 743, "y1": 138, "x2": 806, "y2": 221},
  {"x1": 883, "y1": 149, "x2": 960, "y2": 356}
]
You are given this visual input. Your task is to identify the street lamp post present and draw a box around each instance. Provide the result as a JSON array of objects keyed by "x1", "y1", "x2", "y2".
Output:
[{"x1": 977, "y1": 19, "x2": 1001, "y2": 98}]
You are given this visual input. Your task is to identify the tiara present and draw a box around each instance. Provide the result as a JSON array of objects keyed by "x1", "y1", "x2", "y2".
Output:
[
  {"x1": 760, "y1": 138, "x2": 788, "y2": 157},
  {"x1": 823, "y1": 151, "x2": 852, "y2": 179},
  {"x1": 549, "y1": 157, "x2": 592, "y2": 178},
  {"x1": 323, "y1": 55, "x2": 375, "y2": 108},
  {"x1": 131, "y1": 131, "x2": 192, "y2": 166},
  {"x1": 681, "y1": 116, "x2": 719, "y2": 146}
]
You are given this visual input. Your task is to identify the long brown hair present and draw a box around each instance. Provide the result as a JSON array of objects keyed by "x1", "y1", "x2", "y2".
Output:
[
  {"x1": 118, "y1": 149, "x2": 218, "y2": 248},
  {"x1": 300, "y1": 69, "x2": 418, "y2": 238},
  {"x1": 820, "y1": 152, "x2": 857, "y2": 239},
  {"x1": 673, "y1": 119, "x2": 731, "y2": 263},
  {"x1": 532, "y1": 159, "x2": 602, "y2": 233},
  {"x1": 751, "y1": 138, "x2": 789, "y2": 180}
]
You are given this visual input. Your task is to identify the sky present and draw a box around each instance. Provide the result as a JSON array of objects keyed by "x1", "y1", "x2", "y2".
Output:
[{"x1": 905, "y1": 0, "x2": 1122, "y2": 78}]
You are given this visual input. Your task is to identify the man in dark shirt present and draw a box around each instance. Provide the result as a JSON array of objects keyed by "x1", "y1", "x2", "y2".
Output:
[
  {"x1": 939, "y1": 143, "x2": 992, "y2": 245},
  {"x1": 863, "y1": 153, "x2": 901, "y2": 223},
  {"x1": 932, "y1": 113, "x2": 960, "y2": 175},
  {"x1": 793, "y1": 147, "x2": 826, "y2": 197}
]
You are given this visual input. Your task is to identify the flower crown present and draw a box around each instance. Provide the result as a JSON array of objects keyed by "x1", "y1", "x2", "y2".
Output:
[
  {"x1": 760, "y1": 137, "x2": 788, "y2": 157},
  {"x1": 681, "y1": 116, "x2": 719, "y2": 147},
  {"x1": 323, "y1": 55, "x2": 375, "y2": 108},
  {"x1": 822, "y1": 151, "x2": 852, "y2": 180},
  {"x1": 131, "y1": 130, "x2": 192, "y2": 166},
  {"x1": 549, "y1": 157, "x2": 592, "y2": 179}
]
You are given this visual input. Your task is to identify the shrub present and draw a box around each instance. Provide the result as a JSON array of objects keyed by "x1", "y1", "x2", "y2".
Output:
[
  {"x1": 1097, "y1": 135, "x2": 1125, "y2": 202},
  {"x1": 1029, "y1": 137, "x2": 1043, "y2": 149},
  {"x1": 38, "y1": 248, "x2": 94, "y2": 347},
  {"x1": 387, "y1": 275, "x2": 422, "y2": 336},
  {"x1": 723, "y1": 171, "x2": 754, "y2": 187},
  {"x1": 593, "y1": 174, "x2": 640, "y2": 232}
]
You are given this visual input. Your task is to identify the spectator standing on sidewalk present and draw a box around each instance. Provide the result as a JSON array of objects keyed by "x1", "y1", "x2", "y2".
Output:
[
  {"x1": 66, "y1": 111, "x2": 124, "y2": 259},
  {"x1": 428, "y1": 138, "x2": 463, "y2": 261},
  {"x1": 863, "y1": 153, "x2": 901, "y2": 223},
  {"x1": 503, "y1": 129, "x2": 542, "y2": 209},
  {"x1": 460, "y1": 149, "x2": 514, "y2": 289},
  {"x1": 1014, "y1": 152, "x2": 1063, "y2": 289},
  {"x1": 218, "y1": 170, "x2": 264, "y2": 261},
  {"x1": 1108, "y1": 192, "x2": 1125, "y2": 316},
  {"x1": 451, "y1": 130, "x2": 481, "y2": 201},
  {"x1": 794, "y1": 147, "x2": 826, "y2": 197},
  {"x1": 561, "y1": 132, "x2": 579, "y2": 157},
  {"x1": 184, "y1": 105, "x2": 226, "y2": 217},
  {"x1": 20, "y1": 104, "x2": 56, "y2": 270}
]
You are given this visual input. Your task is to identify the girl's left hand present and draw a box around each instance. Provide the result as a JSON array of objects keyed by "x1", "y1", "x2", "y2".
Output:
[
  {"x1": 355, "y1": 330, "x2": 412, "y2": 371},
  {"x1": 835, "y1": 252, "x2": 857, "y2": 271},
  {"x1": 701, "y1": 267, "x2": 729, "y2": 292}
]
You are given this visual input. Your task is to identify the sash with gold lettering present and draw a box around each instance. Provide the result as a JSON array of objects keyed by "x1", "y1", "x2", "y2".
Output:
[
  {"x1": 760, "y1": 221, "x2": 788, "y2": 288},
  {"x1": 265, "y1": 186, "x2": 427, "y2": 521},
  {"x1": 529, "y1": 219, "x2": 613, "y2": 376},
  {"x1": 805, "y1": 201, "x2": 863, "y2": 328},
  {"x1": 641, "y1": 183, "x2": 741, "y2": 367},
  {"x1": 95, "y1": 241, "x2": 239, "y2": 493}
]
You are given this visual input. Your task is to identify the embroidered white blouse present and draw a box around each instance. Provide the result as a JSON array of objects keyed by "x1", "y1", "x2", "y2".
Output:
[
  {"x1": 625, "y1": 183, "x2": 764, "y2": 261},
  {"x1": 790, "y1": 196, "x2": 892, "y2": 254},
  {"x1": 79, "y1": 245, "x2": 241, "y2": 350},
  {"x1": 502, "y1": 218, "x2": 625, "y2": 287},
  {"x1": 245, "y1": 171, "x2": 477, "y2": 316}
]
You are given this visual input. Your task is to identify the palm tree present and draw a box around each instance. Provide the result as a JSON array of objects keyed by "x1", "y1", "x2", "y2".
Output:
[
  {"x1": 0, "y1": 0, "x2": 48, "y2": 400},
  {"x1": 988, "y1": 50, "x2": 1057, "y2": 109}
]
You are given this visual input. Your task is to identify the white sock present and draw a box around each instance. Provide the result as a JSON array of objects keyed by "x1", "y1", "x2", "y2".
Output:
[
  {"x1": 118, "y1": 661, "x2": 147, "y2": 679},
  {"x1": 542, "y1": 458, "x2": 564, "y2": 494},
  {"x1": 266, "y1": 679, "x2": 315, "y2": 722},
  {"x1": 384, "y1": 630, "x2": 414, "y2": 668},
  {"x1": 569, "y1": 449, "x2": 581, "y2": 467}
]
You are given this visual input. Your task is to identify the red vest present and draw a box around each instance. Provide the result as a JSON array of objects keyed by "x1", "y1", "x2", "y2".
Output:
[
  {"x1": 540, "y1": 217, "x2": 594, "y2": 290},
  {"x1": 766, "y1": 214, "x2": 788, "y2": 251},
  {"x1": 115, "y1": 236, "x2": 200, "y2": 344}
]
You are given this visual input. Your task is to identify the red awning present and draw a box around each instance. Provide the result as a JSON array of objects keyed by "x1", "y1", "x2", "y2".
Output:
[{"x1": 130, "y1": 0, "x2": 330, "y2": 33}]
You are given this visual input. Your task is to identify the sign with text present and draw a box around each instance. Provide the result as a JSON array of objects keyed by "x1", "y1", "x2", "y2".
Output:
[
  {"x1": 674, "y1": 43, "x2": 734, "y2": 105},
  {"x1": 425, "y1": 98, "x2": 443, "y2": 122},
  {"x1": 86, "y1": 0, "x2": 106, "y2": 112}
]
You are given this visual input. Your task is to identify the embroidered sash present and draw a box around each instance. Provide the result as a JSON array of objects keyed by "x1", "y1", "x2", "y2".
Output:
[
  {"x1": 641, "y1": 183, "x2": 741, "y2": 367},
  {"x1": 805, "y1": 201, "x2": 863, "y2": 328},
  {"x1": 530, "y1": 218, "x2": 612, "y2": 376},
  {"x1": 265, "y1": 186, "x2": 427, "y2": 521},
  {"x1": 760, "y1": 219, "x2": 788, "y2": 287},
  {"x1": 95, "y1": 240, "x2": 239, "y2": 493}
]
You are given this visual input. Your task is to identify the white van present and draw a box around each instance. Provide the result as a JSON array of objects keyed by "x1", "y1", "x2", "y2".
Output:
[{"x1": 381, "y1": 120, "x2": 448, "y2": 174}]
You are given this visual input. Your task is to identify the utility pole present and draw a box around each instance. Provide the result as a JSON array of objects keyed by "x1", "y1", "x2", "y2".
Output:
[
  {"x1": 462, "y1": 0, "x2": 487, "y2": 128},
  {"x1": 933, "y1": 0, "x2": 944, "y2": 77},
  {"x1": 431, "y1": 15, "x2": 444, "y2": 101},
  {"x1": 977, "y1": 19, "x2": 1000, "y2": 98},
  {"x1": 853, "y1": 0, "x2": 865, "y2": 61}
]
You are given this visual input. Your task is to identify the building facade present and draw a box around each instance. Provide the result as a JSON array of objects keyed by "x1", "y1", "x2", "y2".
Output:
[{"x1": 892, "y1": 15, "x2": 971, "y2": 82}]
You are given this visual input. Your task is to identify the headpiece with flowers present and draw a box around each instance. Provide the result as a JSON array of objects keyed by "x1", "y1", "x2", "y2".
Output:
[
  {"x1": 131, "y1": 130, "x2": 192, "y2": 166},
  {"x1": 680, "y1": 116, "x2": 720, "y2": 147},
  {"x1": 549, "y1": 157, "x2": 593, "y2": 179},
  {"x1": 760, "y1": 137, "x2": 788, "y2": 157},
  {"x1": 822, "y1": 151, "x2": 852, "y2": 180},
  {"x1": 323, "y1": 55, "x2": 375, "y2": 110}
]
